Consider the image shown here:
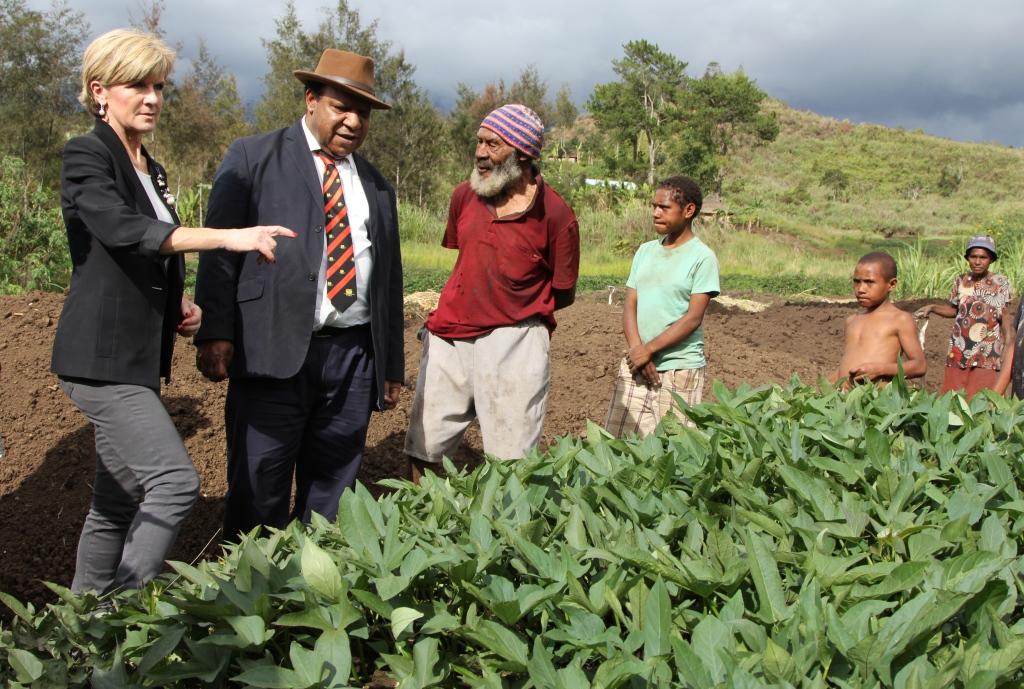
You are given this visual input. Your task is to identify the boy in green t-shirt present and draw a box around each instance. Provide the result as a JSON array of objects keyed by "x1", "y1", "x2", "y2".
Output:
[{"x1": 604, "y1": 176, "x2": 720, "y2": 436}]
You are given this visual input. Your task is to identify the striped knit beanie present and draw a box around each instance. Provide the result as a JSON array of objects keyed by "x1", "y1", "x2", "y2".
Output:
[{"x1": 480, "y1": 104, "x2": 545, "y2": 159}]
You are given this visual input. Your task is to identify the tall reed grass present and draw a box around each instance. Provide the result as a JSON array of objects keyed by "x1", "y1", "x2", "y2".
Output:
[{"x1": 894, "y1": 232, "x2": 1024, "y2": 300}]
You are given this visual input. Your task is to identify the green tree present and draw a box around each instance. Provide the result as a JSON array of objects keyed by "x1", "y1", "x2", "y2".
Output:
[
  {"x1": 0, "y1": 0, "x2": 88, "y2": 183},
  {"x1": 129, "y1": 0, "x2": 166, "y2": 37},
  {"x1": 691, "y1": 69, "x2": 777, "y2": 157},
  {"x1": 448, "y1": 65, "x2": 556, "y2": 166},
  {"x1": 448, "y1": 81, "x2": 508, "y2": 164},
  {"x1": 156, "y1": 41, "x2": 251, "y2": 191},
  {"x1": 364, "y1": 79, "x2": 450, "y2": 207},
  {"x1": 689, "y1": 67, "x2": 779, "y2": 192},
  {"x1": 253, "y1": 2, "x2": 319, "y2": 132},
  {"x1": 820, "y1": 167, "x2": 850, "y2": 201},
  {"x1": 587, "y1": 40, "x2": 689, "y2": 185},
  {"x1": 254, "y1": 0, "x2": 449, "y2": 205},
  {"x1": 552, "y1": 84, "x2": 578, "y2": 130},
  {"x1": 508, "y1": 65, "x2": 551, "y2": 124},
  {"x1": 547, "y1": 84, "x2": 582, "y2": 162},
  {"x1": 662, "y1": 132, "x2": 718, "y2": 192}
]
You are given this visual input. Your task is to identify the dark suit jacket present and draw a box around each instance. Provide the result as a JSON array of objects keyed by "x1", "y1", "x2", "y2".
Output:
[
  {"x1": 193, "y1": 120, "x2": 404, "y2": 410},
  {"x1": 51, "y1": 119, "x2": 184, "y2": 389}
]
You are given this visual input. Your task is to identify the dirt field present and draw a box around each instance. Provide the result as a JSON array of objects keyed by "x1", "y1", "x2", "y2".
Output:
[{"x1": 0, "y1": 290, "x2": 951, "y2": 605}]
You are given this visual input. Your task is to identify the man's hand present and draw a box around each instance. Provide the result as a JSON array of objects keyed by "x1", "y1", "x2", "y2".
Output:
[
  {"x1": 626, "y1": 343, "x2": 652, "y2": 372},
  {"x1": 177, "y1": 297, "x2": 202, "y2": 337},
  {"x1": 383, "y1": 380, "x2": 403, "y2": 410},
  {"x1": 848, "y1": 362, "x2": 886, "y2": 383},
  {"x1": 196, "y1": 340, "x2": 234, "y2": 382}
]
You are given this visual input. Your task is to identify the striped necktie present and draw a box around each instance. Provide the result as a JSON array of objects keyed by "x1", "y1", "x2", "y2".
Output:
[{"x1": 316, "y1": 151, "x2": 357, "y2": 311}]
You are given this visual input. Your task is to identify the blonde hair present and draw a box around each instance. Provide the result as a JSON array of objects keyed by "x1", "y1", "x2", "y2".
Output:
[{"x1": 78, "y1": 28, "x2": 176, "y2": 115}]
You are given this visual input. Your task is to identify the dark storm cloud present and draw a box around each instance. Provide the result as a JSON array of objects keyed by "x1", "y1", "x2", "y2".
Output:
[
  {"x1": 33, "y1": 0, "x2": 1024, "y2": 145},
  {"x1": 712, "y1": 0, "x2": 1024, "y2": 144}
]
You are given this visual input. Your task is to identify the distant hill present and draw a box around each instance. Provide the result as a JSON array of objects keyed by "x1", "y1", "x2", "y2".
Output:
[{"x1": 723, "y1": 99, "x2": 1024, "y2": 249}]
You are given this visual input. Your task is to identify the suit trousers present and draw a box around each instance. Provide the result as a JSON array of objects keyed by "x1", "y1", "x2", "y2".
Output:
[
  {"x1": 59, "y1": 378, "x2": 200, "y2": 595},
  {"x1": 222, "y1": 324, "x2": 374, "y2": 541}
]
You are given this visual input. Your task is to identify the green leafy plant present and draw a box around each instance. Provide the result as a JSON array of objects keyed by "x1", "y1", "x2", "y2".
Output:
[{"x1": 4, "y1": 379, "x2": 1024, "y2": 687}]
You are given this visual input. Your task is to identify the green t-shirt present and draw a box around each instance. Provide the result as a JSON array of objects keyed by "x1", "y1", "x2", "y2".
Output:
[{"x1": 626, "y1": 236, "x2": 720, "y2": 371}]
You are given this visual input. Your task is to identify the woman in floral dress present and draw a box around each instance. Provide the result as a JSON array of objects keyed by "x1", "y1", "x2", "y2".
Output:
[{"x1": 916, "y1": 235, "x2": 1014, "y2": 398}]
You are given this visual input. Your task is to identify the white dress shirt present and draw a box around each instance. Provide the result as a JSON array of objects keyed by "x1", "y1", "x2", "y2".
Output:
[{"x1": 301, "y1": 117, "x2": 373, "y2": 328}]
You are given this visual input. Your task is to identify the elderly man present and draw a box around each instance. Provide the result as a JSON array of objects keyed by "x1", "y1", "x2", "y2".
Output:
[
  {"x1": 405, "y1": 104, "x2": 580, "y2": 481},
  {"x1": 194, "y1": 49, "x2": 404, "y2": 540}
]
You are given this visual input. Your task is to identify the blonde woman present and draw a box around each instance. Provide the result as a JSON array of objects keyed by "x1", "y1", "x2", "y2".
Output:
[{"x1": 52, "y1": 28, "x2": 294, "y2": 595}]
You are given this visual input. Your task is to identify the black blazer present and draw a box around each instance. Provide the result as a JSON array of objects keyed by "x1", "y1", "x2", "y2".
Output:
[
  {"x1": 193, "y1": 120, "x2": 404, "y2": 410},
  {"x1": 51, "y1": 119, "x2": 184, "y2": 388}
]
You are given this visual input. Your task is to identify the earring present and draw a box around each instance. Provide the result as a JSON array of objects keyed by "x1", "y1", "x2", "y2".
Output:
[{"x1": 98, "y1": 103, "x2": 106, "y2": 118}]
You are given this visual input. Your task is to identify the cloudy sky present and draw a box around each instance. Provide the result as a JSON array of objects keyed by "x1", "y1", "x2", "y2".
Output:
[{"x1": 29, "y1": 0, "x2": 1024, "y2": 146}]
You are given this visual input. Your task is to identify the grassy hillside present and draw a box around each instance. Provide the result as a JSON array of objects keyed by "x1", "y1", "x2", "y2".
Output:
[
  {"x1": 726, "y1": 100, "x2": 1024, "y2": 241},
  {"x1": 717, "y1": 100, "x2": 1024, "y2": 296}
]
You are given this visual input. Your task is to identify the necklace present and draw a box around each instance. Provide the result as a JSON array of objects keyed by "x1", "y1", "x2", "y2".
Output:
[{"x1": 153, "y1": 169, "x2": 176, "y2": 210}]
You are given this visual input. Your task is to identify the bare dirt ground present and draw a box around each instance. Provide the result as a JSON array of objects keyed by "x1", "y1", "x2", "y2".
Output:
[{"x1": 0, "y1": 290, "x2": 951, "y2": 605}]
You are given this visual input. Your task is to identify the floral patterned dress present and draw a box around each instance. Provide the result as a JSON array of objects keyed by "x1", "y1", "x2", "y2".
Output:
[{"x1": 946, "y1": 272, "x2": 1012, "y2": 370}]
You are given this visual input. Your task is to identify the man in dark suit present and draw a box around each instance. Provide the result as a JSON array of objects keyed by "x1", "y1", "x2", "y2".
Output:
[{"x1": 194, "y1": 49, "x2": 404, "y2": 540}]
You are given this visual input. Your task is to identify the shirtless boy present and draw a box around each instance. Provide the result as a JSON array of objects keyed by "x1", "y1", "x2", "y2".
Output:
[{"x1": 833, "y1": 252, "x2": 926, "y2": 385}]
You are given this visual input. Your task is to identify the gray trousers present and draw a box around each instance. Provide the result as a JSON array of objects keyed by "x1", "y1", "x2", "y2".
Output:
[
  {"x1": 404, "y1": 320, "x2": 551, "y2": 463},
  {"x1": 60, "y1": 379, "x2": 199, "y2": 595}
]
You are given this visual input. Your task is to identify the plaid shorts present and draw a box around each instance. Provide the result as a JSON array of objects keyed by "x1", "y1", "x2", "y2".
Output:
[{"x1": 603, "y1": 358, "x2": 705, "y2": 437}]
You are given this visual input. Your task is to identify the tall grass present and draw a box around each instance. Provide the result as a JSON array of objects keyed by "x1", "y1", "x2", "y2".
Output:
[
  {"x1": 400, "y1": 201, "x2": 858, "y2": 295},
  {"x1": 894, "y1": 232, "x2": 1024, "y2": 300},
  {"x1": 697, "y1": 221, "x2": 852, "y2": 286},
  {"x1": 397, "y1": 202, "x2": 445, "y2": 244}
]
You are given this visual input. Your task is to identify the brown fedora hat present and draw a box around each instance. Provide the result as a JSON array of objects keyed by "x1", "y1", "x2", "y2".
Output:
[{"x1": 294, "y1": 49, "x2": 391, "y2": 110}]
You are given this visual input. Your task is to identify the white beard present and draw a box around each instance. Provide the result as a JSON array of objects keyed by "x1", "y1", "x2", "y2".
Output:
[{"x1": 469, "y1": 153, "x2": 525, "y2": 199}]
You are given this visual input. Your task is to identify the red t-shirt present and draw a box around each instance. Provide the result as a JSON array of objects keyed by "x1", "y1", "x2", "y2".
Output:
[{"x1": 426, "y1": 177, "x2": 580, "y2": 338}]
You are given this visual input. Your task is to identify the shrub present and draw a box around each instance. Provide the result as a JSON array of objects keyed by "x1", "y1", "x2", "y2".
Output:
[
  {"x1": 819, "y1": 167, "x2": 850, "y2": 201},
  {"x1": 779, "y1": 182, "x2": 811, "y2": 206},
  {"x1": 898, "y1": 177, "x2": 926, "y2": 200},
  {"x1": 174, "y1": 184, "x2": 213, "y2": 229},
  {"x1": 937, "y1": 165, "x2": 963, "y2": 197},
  {"x1": 0, "y1": 156, "x2": 69, "y2": 294}
]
